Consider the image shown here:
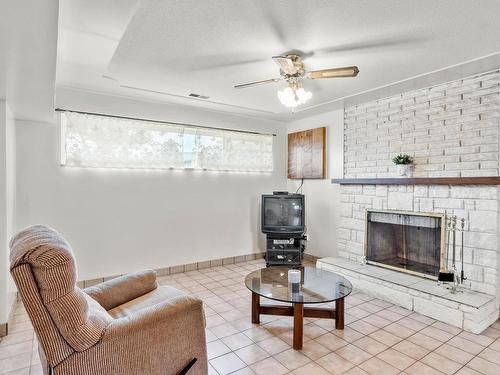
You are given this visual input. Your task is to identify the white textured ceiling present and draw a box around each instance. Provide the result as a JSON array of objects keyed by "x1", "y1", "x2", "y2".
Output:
[{"x1": 57, "y1": 0, "x2": 500, "y2": 120}]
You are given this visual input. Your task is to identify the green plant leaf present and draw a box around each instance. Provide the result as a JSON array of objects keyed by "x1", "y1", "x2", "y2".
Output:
[{"x1": 392, "y1": 153, "x2": 413, "y2": 165}]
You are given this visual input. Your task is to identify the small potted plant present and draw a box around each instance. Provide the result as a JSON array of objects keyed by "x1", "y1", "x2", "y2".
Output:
[{"x1": 392, "y1": 153, "x2": 414, "y2": 177}]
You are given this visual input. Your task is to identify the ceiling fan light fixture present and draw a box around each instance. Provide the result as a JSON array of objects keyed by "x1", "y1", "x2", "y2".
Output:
[
  {"x1": 233, "y1": 54, "x2": 357, "y2": 111},
  {"x1": 277, "y1": 83, "x2": 312, "y2": 108}
]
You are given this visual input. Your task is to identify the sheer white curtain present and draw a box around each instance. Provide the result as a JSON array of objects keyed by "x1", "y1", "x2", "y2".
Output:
[{"x1": 60, "y1": 111, "x2": 274, "y2": 172}]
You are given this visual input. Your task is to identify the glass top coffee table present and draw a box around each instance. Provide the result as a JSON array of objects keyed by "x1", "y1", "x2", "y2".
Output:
[{"x1": 244, "y1": 266, "x2": 352, "y2": 350}]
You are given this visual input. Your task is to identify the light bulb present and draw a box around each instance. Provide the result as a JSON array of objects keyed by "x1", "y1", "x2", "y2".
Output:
[{"x1": 277, "y1": 84, "x2": 312, "y2": 108}]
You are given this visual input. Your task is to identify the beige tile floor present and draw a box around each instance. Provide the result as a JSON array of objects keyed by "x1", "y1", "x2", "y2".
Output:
[{"x1": 1, "y1": 258, "x2": 500, "y2": 374}]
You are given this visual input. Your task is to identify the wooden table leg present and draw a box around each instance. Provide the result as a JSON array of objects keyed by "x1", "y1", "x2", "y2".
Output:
[
  {"x1": 335, "y1": 298, "x2": 345, "y2": 329},
  {"x1": 251, "y1": 292, "x2": 260, "y2": 324},
  {"x1": 293, "y1": 303, "x2": 304, "y2": 350}
]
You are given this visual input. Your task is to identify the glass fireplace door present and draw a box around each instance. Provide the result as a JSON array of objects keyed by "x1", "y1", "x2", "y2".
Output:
[{"x1": 365, "y1": 210, "x2": 445, "y2": 279}]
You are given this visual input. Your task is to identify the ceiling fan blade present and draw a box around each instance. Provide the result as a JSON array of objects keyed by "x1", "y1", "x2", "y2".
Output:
[
  {"x1": 234, "y1": 78, "x2": 281, "y2": 89},
  {"x1": 272, "y1": 56, "x2": 297, "y2": 75},
  {"x1": 257, "y1": 2, "x2": 288, "y2": 45},
  {"x1": 308, "y1": 66, "x2": 359, "y2": 79},
  {"x1": 189, "y1": 56, "x2": 268, "y2": 71},
  {"x1": 315, "y1": 35, "x2": 428, "y2": 55}
]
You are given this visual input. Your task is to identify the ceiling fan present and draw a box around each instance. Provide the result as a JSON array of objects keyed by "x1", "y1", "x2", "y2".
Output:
[{"x1": 234, "y1": 54, "x2": 359, "y2": 109}]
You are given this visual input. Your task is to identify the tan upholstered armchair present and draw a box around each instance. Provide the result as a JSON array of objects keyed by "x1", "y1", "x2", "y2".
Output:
[{"x1": 9, "y1": 226, "x2": 208, "y2": 375}]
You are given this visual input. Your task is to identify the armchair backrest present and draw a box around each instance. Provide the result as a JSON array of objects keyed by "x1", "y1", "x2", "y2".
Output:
[{"x1": 9, "y1": 226, "x2": 112, "y2": 368}]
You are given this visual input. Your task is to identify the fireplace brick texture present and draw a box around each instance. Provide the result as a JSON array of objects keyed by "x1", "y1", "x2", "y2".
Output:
[
  {"x1": 339, "y1": 70, "x2": 500, "y2": 297},
  {"x1": 344, "y1": 70, "x2": 500, "y2": 179},
  {"x1": 339, "y1": 184, "x2": 499, "y2": 296}
]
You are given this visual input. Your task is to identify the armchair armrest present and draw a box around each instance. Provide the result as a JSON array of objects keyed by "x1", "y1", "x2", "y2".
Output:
[
  {"x1": 84, "y1": 270, "x2": 157, "y2": 310},
  {"x1": 102, "y1": 294, "x2": 204, "y2": 342}
]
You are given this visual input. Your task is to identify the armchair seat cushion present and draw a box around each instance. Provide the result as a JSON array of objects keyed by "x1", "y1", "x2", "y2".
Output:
[{"x1": 107, "y1": 285, "x2": 187, "y2": 319}]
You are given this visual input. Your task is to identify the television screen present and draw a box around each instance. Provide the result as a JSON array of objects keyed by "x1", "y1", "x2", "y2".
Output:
[{"x1": 261, "y1": 194, "x2": 304, "y2": 234}]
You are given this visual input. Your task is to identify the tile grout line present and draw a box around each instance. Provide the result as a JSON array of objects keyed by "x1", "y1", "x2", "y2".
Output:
[
  {"x1": 323, "y1": 294, "x2": 465, "y2": 374},
  {"x1": 207, "y1": 284, "x2": 482, "y2": 375},
  {"x1": 453, "y1": 331, "x2": 500, "y2": 374},
  {"x1": 3, "y1": 259, "x2": 500, "y2": 375}
]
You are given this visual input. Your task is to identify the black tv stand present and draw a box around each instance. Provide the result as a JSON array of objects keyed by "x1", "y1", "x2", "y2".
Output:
[{"x1": 265, "y1": 234, "x2": 306, "y2": 267}]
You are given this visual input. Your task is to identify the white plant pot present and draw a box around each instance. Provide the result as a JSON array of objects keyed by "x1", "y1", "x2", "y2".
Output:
[{"x1": 396, "y1": 164, "x2": 412, "y2": 177}]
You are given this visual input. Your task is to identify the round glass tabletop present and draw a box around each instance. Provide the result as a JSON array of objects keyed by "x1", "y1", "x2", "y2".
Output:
[{"x1": 244, "y1": 266, "x2": 353, "y2": 304}]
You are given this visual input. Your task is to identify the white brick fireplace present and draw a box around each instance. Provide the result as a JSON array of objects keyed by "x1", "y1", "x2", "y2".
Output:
[{"x1": 318, "y1": 69, "x2": 500, "y2": 333}]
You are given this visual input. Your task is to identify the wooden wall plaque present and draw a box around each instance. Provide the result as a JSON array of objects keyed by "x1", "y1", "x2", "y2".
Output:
[{"x1": 288, "y1": 127, "x2": 326, "y2": 179}]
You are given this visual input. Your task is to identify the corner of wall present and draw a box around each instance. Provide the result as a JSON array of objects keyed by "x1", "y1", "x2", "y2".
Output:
[{"x1": 0, "y1": 100, "x2": 18, "y2": 330}]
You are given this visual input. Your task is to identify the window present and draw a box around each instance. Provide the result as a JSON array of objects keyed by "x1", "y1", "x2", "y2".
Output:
[{"x1": 60, "y1": 111, "x2": 273, "y2": 172}]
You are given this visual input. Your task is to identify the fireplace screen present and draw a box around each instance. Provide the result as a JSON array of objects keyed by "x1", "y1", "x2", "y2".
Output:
[{"x1": 365, "y1": 210, "x2": 445, "y2": 278}]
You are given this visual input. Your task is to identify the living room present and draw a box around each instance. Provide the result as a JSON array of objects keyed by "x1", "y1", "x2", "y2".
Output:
[{"x1": 1, "y1": 1, "x2": 500, "y2": 374}]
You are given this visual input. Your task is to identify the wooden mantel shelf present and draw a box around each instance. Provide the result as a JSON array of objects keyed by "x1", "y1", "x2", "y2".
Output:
[{"x1": 331, "y1": 177, "x2": 500, "y2": 185}]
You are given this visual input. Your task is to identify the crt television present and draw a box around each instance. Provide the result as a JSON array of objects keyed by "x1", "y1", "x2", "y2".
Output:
[{"x1": 261, "y1": 193, "x2": 305, "y2": 234}]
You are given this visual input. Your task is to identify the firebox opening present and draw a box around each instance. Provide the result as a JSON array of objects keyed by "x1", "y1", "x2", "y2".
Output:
[{"x1": 365, "y1": 210, "x2": 445, "y2": 279}]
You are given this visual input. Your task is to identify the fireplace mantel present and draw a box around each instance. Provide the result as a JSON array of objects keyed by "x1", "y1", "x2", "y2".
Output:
[{"x1": 331, "y1": 177, "x2": 500, "y2": 185}]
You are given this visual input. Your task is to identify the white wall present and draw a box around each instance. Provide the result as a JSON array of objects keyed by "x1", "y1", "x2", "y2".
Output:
[
  {"x1": 0, "y1": 100, "x2": 7, "y2": 326},
  {"x1": 0, "y1": 0, "x2": 58, "y2": 122},
  {"x1": 287, "y1": 109, "x2": 344, "y2": 258},
  {"x1": 0, "y1": 100, "x2": 16, "y2": 327},
  {"x1": 5, "y1": 102, "x2": 16, "y2": 317},
  {"x1": 16, "y1": 89, "x2": 287, "y2": 280}
]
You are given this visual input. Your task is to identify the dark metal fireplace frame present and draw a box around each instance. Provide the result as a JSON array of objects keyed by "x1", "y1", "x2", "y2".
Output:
[{"x1": 364, "y1": 209, "x2": 446, "y2": 280}]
